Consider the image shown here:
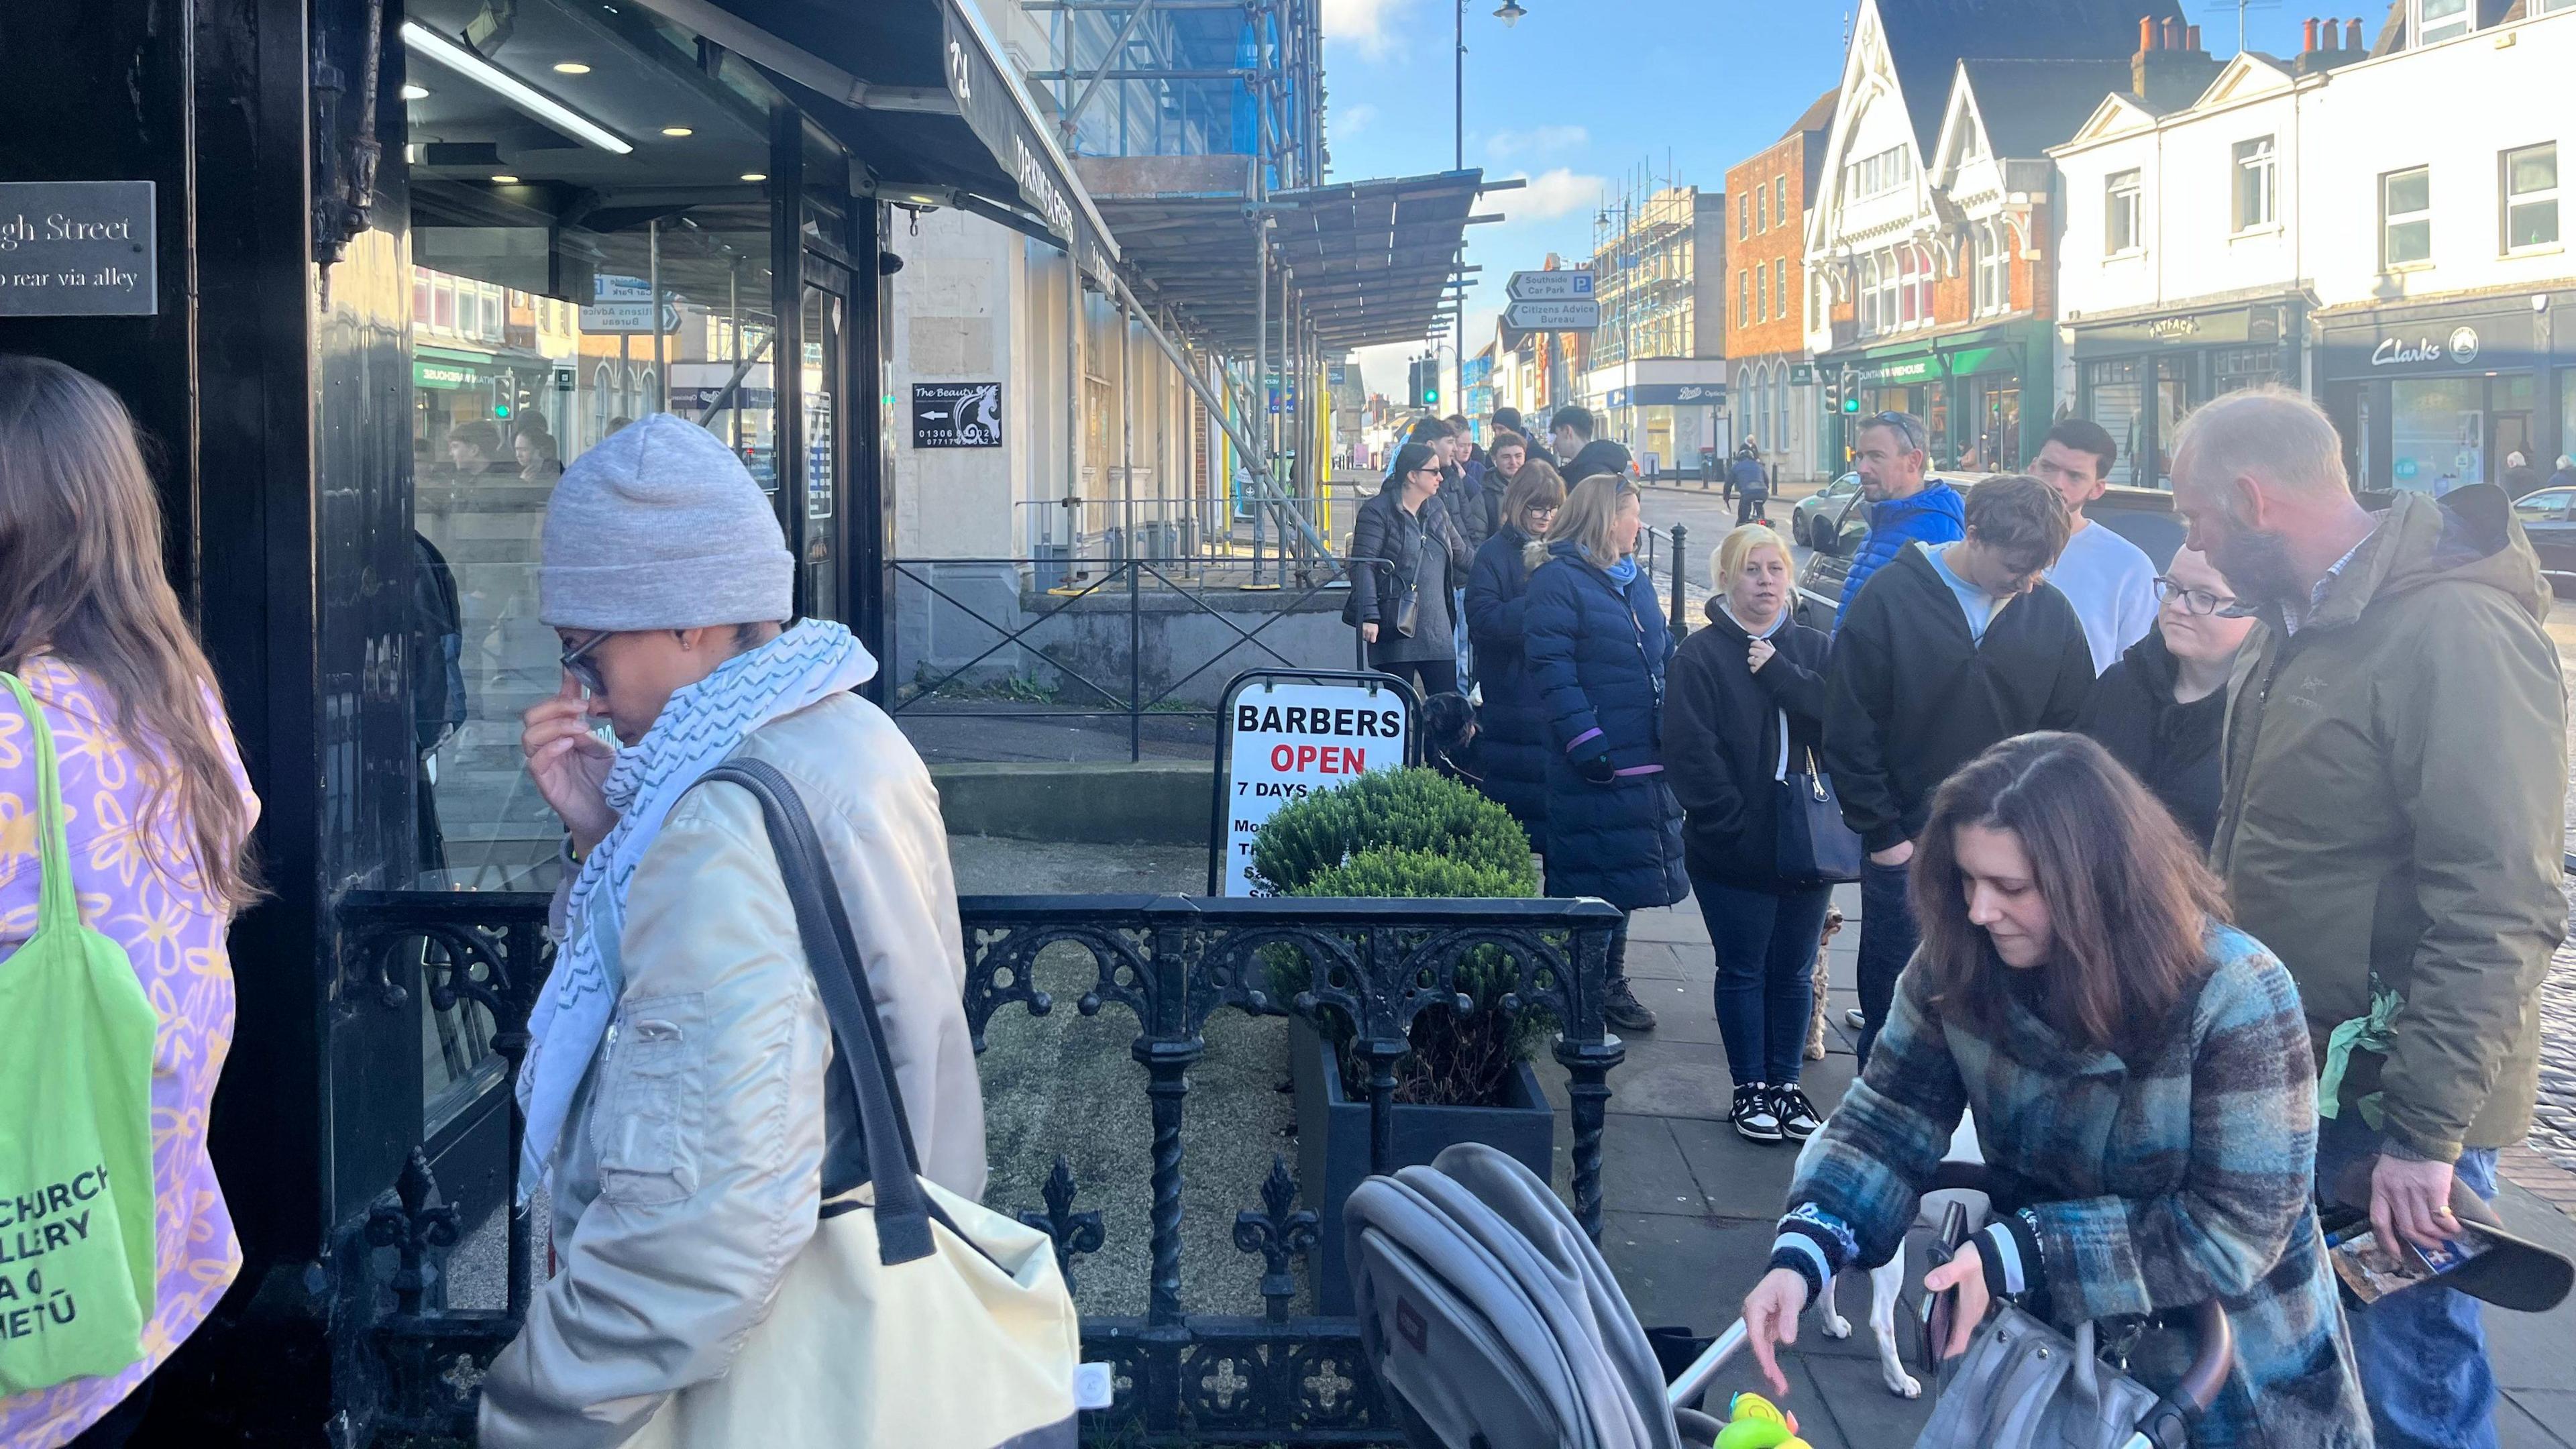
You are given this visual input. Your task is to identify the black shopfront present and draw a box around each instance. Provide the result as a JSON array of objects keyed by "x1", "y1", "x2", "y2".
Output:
[
  {"x1": 0, "y1": 1, "x2": 1106, "y2": 1440},
  {"x1": 2320, "y1": 292, "x2": 2574, "y2": 497},
  {"x1": 2070, "y1": 295, "x2": 2307, "y2": 490}
]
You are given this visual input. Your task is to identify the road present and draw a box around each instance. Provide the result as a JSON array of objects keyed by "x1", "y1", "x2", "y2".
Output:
[{"x1": 1638, "y1": 477, "x2": 1828, "y2": 602}]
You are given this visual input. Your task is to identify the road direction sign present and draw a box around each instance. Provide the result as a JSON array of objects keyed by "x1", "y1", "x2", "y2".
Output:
[
  {"x1": 1503, "y1": 298, "x2": 1601, "y2": 331},
  {"x1": 1507, "y1": 270, "x2": 1593, "y2": 302},
  {"x1": 580, "y1": 300, "x2": 680, "y2": 333}
]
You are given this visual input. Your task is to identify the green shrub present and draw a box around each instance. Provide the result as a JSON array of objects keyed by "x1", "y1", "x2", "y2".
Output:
[
  {"x1": 1251, "y1": 767, "x2": 1534, "y2": 895},
  {"x1": 1252, "y1": 771, "x2": 1552, "y2": 1108}
]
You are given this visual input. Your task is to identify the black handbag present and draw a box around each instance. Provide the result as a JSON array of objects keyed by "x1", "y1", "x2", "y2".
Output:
[{"x1": 1771, "y1": 713, "x2": 1862, "y2": 886}]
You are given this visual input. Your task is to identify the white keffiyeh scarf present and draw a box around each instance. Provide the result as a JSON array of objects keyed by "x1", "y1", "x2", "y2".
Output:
[{"x1": 515, "y1": 619, "x2": 879, "y2": 1197}]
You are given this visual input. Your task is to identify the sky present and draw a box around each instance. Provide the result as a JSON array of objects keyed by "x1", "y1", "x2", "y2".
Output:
[{"x1": 1318, "y1": 0, "x2": 2328, "y2": 402}]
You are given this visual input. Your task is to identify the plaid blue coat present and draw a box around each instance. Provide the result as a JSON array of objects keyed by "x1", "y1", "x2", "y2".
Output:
[{"x1": 1783, "y1": 924, "x2": 2369, "y2": 1448}]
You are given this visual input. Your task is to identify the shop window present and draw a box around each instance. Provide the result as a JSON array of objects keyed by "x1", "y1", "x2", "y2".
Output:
[
  {"x1": 2390, "y1": 378, "x2": 2483, "y2": 492},
  {"x1": 2211, "y1": 346, "x2": 2280, "y2": 396},
  {"x1": 2233, "y1": 137, "x2": 2277, "y2": 233},
  {"x1": 2087, "y1": 358, "x2": 2147, "y2": 487},
  {"x1": 2382, "y1": 166, "x2": 2432, "y2": 266},
  {"x1": 2415, "y1": 0, "x2": 2472, "y2": 44},
  {"x1": 2106, "y1": 170, "x2": 2143, "y2": 254},
  {"x1": 2504, "y1": 143, "x2": 2558, "y2": 253}
]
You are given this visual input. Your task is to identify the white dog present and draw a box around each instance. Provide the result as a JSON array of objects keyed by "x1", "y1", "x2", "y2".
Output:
[{"x1": 1815, "y1": 1110, "x2": 1986, "y2": 1397}]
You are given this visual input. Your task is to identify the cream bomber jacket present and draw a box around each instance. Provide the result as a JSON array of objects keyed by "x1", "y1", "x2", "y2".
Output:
[{"x1": 478, "y1": 694, "x2": 987, "y2": 1449}]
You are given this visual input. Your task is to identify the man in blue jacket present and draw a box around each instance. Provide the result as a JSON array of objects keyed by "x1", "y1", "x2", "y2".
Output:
[{"x1": 1835, "y1": 412, "x2": 1964, "y2": 628}]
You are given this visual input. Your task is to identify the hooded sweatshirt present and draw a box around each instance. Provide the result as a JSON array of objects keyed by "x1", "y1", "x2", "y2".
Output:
[
  {"x1": 1662, "y1": 598, "x2": 1831, "y2": 887},
  {"x1": 2076, "y1": 628, "x2": 2229, "y2": 847},
  {"x1": 1823, "y1": 543, "x2": 2096, "y2": 852},
  {"x1": 1561, "y1": 438, "x2": 1633, "y2": 485},
  {"x1": 2214, "y1": 486, "x2": 2567, "y2": 1161},
  {"x1": 1835, "y1": 480, "x2": 1965, "y2": 627}
]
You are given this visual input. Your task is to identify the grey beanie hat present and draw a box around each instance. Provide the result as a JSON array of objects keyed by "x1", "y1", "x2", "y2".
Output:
[{"x1": 538, "y1": 413, "x2": 794, "y2": 630}]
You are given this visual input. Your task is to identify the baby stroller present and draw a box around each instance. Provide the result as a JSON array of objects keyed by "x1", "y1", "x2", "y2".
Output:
[{"x1": 1344, "y1": 1146, "x2": 2238, "y2": 1449}]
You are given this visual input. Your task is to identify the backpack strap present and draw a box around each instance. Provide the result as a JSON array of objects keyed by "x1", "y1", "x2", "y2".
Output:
[
  {"x1": 698, "y1": 759, "x2": 936, "y2": 1266},
  {"x1": 1, "y1": 672, "x2": 78, "y2": 934}
]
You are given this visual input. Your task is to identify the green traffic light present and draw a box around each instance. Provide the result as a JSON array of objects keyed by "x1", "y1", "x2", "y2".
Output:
[{"x1": 1842, "y1": 398, "x2": 1860, "y2": 414}]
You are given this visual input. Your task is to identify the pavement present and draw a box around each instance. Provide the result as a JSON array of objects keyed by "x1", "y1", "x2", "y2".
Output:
[{"x1": 1549, "y1": 887, "x2": 2576, "y2": 1449}]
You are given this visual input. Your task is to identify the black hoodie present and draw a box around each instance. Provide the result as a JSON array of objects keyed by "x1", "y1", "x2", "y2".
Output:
[
  {"x1": 1562, "y1": 438, "x2": 1632, "y2": 484},
  {"x1": 2077, "y1": 628, "x2": 2229, "y2": 847},
  {"x1": 1662, "y1": 598, "x2": 1833, "y2": 887},
  {"x1": 1822, "y1": 543, "x2": 2096, "y2": 851}
]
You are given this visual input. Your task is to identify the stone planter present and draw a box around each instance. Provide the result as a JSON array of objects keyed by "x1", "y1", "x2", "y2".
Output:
[{"x1": 1289, "y1": 1016, "x2": 1556, "y2": 1316}]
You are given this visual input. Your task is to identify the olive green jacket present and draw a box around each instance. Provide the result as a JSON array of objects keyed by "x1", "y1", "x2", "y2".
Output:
[{"x1": 2214, "y1": 488, "x2": 2567, "y2": 1163}]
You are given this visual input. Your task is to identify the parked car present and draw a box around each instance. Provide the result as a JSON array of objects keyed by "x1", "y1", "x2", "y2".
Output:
[
  {"x1": 2514, "y1": 484, "x2": 2576, "y2": 576},
  {"x1": 1790, "y1": 472, "x2": 1862, "y2": 550},
  {"x1": 1793, "y1": 482, "x2": 2186, "y2": 628}
]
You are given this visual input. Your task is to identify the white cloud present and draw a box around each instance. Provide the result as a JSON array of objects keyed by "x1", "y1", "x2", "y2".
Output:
[
  {"x1": 1485, "y1": 124, "x2": 1589, "y2": 160},
  {"x1": 1493, "y1": 168, "x2": 1607, "y2": 225},
  {"x1": 1338, "y1": 103, "x2": 1380, "y2": 140},
  {"x1": 1321, "y1": 0, "x2": 1413, "y2": 60}
]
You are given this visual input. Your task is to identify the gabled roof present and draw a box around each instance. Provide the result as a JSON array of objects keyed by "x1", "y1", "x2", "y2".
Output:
[
  {"x1": 1955, "y1": 57, "x2": 2136, "y2": 158},
  {"x1": 1874, "y1": 0, "x2": 2186, "y2": 152},
  {"x1": 1782, "y1": 87, "x2": 1841, "y2": 142}
]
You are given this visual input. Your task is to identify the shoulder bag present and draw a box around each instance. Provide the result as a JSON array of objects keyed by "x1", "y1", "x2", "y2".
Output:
[
  {"x1": 1772, "y1": 712, "x2": 1862, "y2": 887},
  {"x1": 626, "y1": 758, "x2": 1081, "y2": 1449},
  {"x1": 0, "y1": 672, "x2": 161, "y2": 1394}
]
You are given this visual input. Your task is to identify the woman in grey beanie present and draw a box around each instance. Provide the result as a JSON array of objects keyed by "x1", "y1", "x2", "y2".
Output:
[{"x1": 482, "y1": 415, "x2": 987, "y2": 1448}]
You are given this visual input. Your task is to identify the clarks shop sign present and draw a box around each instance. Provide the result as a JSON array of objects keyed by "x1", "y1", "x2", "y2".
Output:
[
  {"x1": 0, "y1": 182, "x2": 156, "y2": 317},
  {"x1": 2370, "y1": 326, "x2": 2482, "y2": 368},
  {"x1": 2328, "y1": 308, "x2": 2546, "y2": 377}
]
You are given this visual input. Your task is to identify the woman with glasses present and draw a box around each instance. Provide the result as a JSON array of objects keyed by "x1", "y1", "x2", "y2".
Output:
[
  {"x1": 1462, "y1": 455, "x2": 1568, "y2": 835},
  {"x1": 1345, "y1": 442, "x2": 1469, "y2": 698},
  {"x1": 2077, "y1": 546, "x2": 2256, "y2": 847},
  {"x1": 1524, "y1": 474, "x2": 1690, "y2": 1034}
]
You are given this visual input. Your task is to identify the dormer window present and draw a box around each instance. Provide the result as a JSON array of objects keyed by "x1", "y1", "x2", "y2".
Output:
[{"x1": 2416, "y1": 0, "x2": 2473, "y2": 44}]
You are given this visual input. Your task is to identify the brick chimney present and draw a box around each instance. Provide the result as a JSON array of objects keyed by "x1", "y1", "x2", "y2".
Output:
[
  {"x1": 2298, "y1": 15, "x2": 2369, "y2": 75},
  {"x1": 2134, "y1": 17, "x2": 2224, "y2": 110}
]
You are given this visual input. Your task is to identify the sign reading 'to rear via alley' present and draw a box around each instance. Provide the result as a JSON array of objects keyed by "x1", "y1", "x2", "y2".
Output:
[{"x1": 1212, "y1": 672, "x2": 1417, "y2": 897}]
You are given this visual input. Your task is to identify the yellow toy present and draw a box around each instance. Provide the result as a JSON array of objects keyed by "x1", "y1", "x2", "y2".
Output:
[{"x1": 1709, "y1": 1391, "x2": 1812, "y2": 1449}]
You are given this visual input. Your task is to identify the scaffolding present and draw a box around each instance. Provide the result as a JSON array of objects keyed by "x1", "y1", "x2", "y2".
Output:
[
  {"x1": 1019, "y1": 0, "x2": 1326, "y2": 191},
  {"x1": 1588, "y1": 162, "x2": 1704, "y2": 370}
]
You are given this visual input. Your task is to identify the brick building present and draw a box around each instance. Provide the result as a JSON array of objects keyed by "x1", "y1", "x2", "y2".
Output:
[{"x1": 1725, "y1": 88, "x2": 1838, "y2": 483}]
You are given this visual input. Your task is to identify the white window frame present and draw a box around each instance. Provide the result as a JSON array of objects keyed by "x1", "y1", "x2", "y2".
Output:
[
  {"x1": 2504, "y1": 142, "x2": 2560, "y2": 254},
  {"x1": 1756, "y1": 185, "x2": 1769, "y2": 234},
  {"x1": 2382, "y1": 166, "x2": 2432, "y2": 268},
  {"x1": 1739, "y1": 195, "x2": 1750, "y2": 241},
  {"x1": 1739, "y1": 270, "x2": 1750, "y2": 327},
  {"x1": 2106, "y1": 170, "x2": 2143, "y2": 255},
  {"x1": 2415, "y1": 0, "x2": 2473, "y2": 44},
  {"x1": 1774, "y1": 176, "x2": 1789, "y2": 231},
  {"x1": 2233, "y1": 137, "x2": 2277, "y2": 233},
  {"x1": 1898, "y1": 246, "x2": 1920, "y2": 326},
  {"x1": 1756, "y1": 263, "x2": 1769, "y2": 322},
  {"x1": 1774, "y1": 258, "x2": 1790, "y2": 329}
]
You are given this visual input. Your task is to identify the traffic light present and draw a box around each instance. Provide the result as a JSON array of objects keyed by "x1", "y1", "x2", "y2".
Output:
[
  {"x1": 1838, "y1": 366, "x2": 1862, "y2": 415},
  {"x1": 1408, "y1": 357, "x2": 1441, "y2": 409}
]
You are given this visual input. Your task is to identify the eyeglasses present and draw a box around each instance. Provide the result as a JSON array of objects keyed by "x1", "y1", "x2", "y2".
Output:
[
  {"x1": 559, "y1": 630, "x2": 610, "y2": 694},
  {"x1": 2154, "y1": 577, "x2": 2239, "y2": 616}
]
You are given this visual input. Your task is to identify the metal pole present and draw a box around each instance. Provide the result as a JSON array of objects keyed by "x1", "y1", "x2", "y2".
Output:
[
  {"x1": 1068, "y1": 242, "x2": 1083, "y2": 555},
  {"x1": 1254, "y1": 215, "x2": 1271, "y2": 584},
  {"x1": 1668, "y1": 522, "x2": 1690, "y2": 638},
  {"x1": 1122, "y1": 292, "x2": 1140, "y2": 761},
  {"x1": 649, "y1": 217, "x2": 666, "y2": 412},
  {"x1": 1453, "y1": 0, "x2": 1464, "y2": 172}
]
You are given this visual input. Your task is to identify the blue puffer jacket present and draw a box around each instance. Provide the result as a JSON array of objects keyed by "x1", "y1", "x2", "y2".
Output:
[
  {"x1": 1523, "y1": 541, "x2": 1688, "y2": 910},
  {"x1": 1835, "y1": 480, "x2": 1965, "y2": 627},
  {"x1": 1464, "y1": 527, "x2": 1548, "y2": 836}
]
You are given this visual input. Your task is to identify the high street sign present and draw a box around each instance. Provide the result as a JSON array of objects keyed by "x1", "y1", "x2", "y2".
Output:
[
  {"x1": 1506, "y1": 270, "x2": 1593, "y2": 303},
  {"x1": 1503, "y1": 298, "x2": 1601, "y2": 331}
]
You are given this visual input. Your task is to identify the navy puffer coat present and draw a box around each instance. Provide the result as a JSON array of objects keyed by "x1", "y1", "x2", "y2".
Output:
[
  {"x1": 1464, "y1": 525, "x2": 1548, "y2": 835},
  {"x1": 1523, "y1": 540, "x2": 1688, "y2": 910}
]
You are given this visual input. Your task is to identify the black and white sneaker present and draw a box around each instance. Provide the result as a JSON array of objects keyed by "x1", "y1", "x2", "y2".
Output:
[
  {"x1": 1843, "y1": 1007, "x2": 1868, "y2": 1032},
  {"x1": 1730, "y1": 1083, "x2": 1784, "y2": 1143},
  {"x1": 1771, "y1": 1085, "x2": 1823, "y2": 1141}
]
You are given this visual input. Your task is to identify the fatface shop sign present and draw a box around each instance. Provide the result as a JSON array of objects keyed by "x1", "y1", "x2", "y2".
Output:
[
  {"x1": 2371, "y1": 326, "x2": 2482, "y2": 369},
  {"x1": 0, "y1": 182, "x2": 156, "y2": 317}
]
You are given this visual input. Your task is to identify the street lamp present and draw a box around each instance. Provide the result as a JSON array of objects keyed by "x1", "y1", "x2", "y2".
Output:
[{"x1": 1495, "y1": 0, "x2": 1527, "y2": 25}]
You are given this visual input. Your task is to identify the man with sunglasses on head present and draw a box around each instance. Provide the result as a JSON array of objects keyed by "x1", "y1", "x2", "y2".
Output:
[
  {"x1": 1834, "y1": 411, "x2": 1964, "y2": 629},
  {"x1": 1821, "y1": 474, "x2": 2096, "y2": 1067}
]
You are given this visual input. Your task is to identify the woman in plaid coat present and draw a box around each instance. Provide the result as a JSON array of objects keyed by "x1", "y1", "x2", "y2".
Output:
[{"x1": 1742, "y1": 733, "x2": 2368, "y2": 1447}]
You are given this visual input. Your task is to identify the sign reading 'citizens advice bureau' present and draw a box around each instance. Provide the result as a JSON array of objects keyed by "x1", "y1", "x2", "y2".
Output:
[{"x1": 0, "y1": 182, "x2": 155, "y2": 317}]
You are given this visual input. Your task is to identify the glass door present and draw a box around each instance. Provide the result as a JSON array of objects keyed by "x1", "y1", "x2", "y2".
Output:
[{"x1": 798, "y1": 276, "x2": 845, "y2": 622}]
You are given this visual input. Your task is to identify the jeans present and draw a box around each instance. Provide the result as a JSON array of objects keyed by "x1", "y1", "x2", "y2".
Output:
[
  {"x1": 1453, "y1": 587, "x2": 1474, "y2": 686},
  {"x1": 1695, "y1": 877, "x2": 1834, "y2": 1087},
  {"x1": 2314, "y1": 1114, "x2": 2502, "y2": 1449},
  {"x1": 1736, "y1": 495, "x2": 1768, "y2": 526},
  {"x1": 1369, "y1": 652, "x2": 1458, "y2": 700},
  {"x1": 1853, "y1": 859, "x2": 1917, "y2": 1069}
]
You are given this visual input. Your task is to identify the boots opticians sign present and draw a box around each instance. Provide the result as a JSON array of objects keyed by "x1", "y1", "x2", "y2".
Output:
[{"x1": 0, "y1": 182, "x2": 155, "y2": 317}]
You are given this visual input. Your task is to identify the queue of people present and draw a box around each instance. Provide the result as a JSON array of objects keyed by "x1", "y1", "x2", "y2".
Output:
[{"x1": 1419, "y1": 389, "x2": 2565, "y2": 1449}]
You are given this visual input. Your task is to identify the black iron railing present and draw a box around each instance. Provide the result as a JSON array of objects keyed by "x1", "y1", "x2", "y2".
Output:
[{"x1": 345, "y1": 890, "x2": 1625, "y2": 1446}]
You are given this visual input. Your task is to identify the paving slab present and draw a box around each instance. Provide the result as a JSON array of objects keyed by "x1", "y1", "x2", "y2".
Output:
[{"x1": 2504, "y1": 1391, "x2": 2575, "y2": 1449}]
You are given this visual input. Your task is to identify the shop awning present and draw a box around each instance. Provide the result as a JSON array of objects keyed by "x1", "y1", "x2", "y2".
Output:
[
  {"x1": 627, "y1": 0, "x2": 1118, "y2": 272},
  {"x1": 1086, "y1": 165, "x2": 1507, "y2": 354}
]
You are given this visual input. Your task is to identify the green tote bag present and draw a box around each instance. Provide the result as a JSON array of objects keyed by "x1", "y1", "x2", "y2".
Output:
[{"x1": 0, "y1": 671, "x2": 160, "y2": 1393}]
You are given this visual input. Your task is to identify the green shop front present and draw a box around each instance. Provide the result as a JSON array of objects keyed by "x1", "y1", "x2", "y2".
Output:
[
  {"x1": 1821, "y1": 319, "x2": 2051, "y2": 474},
  {"x1": 2070, "y1": 295, "x2": 2308, "y2": 490}
]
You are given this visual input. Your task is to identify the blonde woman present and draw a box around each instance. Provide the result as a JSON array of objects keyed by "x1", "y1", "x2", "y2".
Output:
[
  {"x1": 1523, "y1": 474, "x2": 1686, "y2": 1033},
  {"x1": 1462, "y1": 458, "x2": 1566, "y2": 834},
  {"x1": 0, "y1": 356, "x2": 261, "y2": 1448},
  {"x1": 1662, "y1": 525, "x2": 1834, "y2": 1141}
]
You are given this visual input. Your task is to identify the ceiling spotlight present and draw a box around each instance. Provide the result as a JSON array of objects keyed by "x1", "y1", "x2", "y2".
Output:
[
  {"x1": 661, "y1": 125, "x2": 694, "y2": 137},
  {"x1": 551, "y1": 62, "x2": 592, "y2": 74},
  {"x1": 491, "y1": 174, "x2": 521, "y2": 184},
  {"x1": 400, "y1": 83, "x2": 431, "y2": 101},
  {"x1": 1495, "y1": 0, "x2": 1527, "y2": 25},
  {"x1": 741, "y1": 172, "x2": 769, "y2": 182}
]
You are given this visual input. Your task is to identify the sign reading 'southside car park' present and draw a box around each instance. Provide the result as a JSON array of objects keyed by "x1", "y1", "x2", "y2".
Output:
[{"x1": 1212, "y1": 672, "x2": 1417, "y2": 897}]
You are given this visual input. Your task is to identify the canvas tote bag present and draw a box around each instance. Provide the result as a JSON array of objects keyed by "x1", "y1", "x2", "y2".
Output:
[
  {"x1": 625, "y1": 758, "x2": 1079, "y2": 1449},
  {"x1": 0, "y1": 672, "x2": 160, "y2": 1393}
]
